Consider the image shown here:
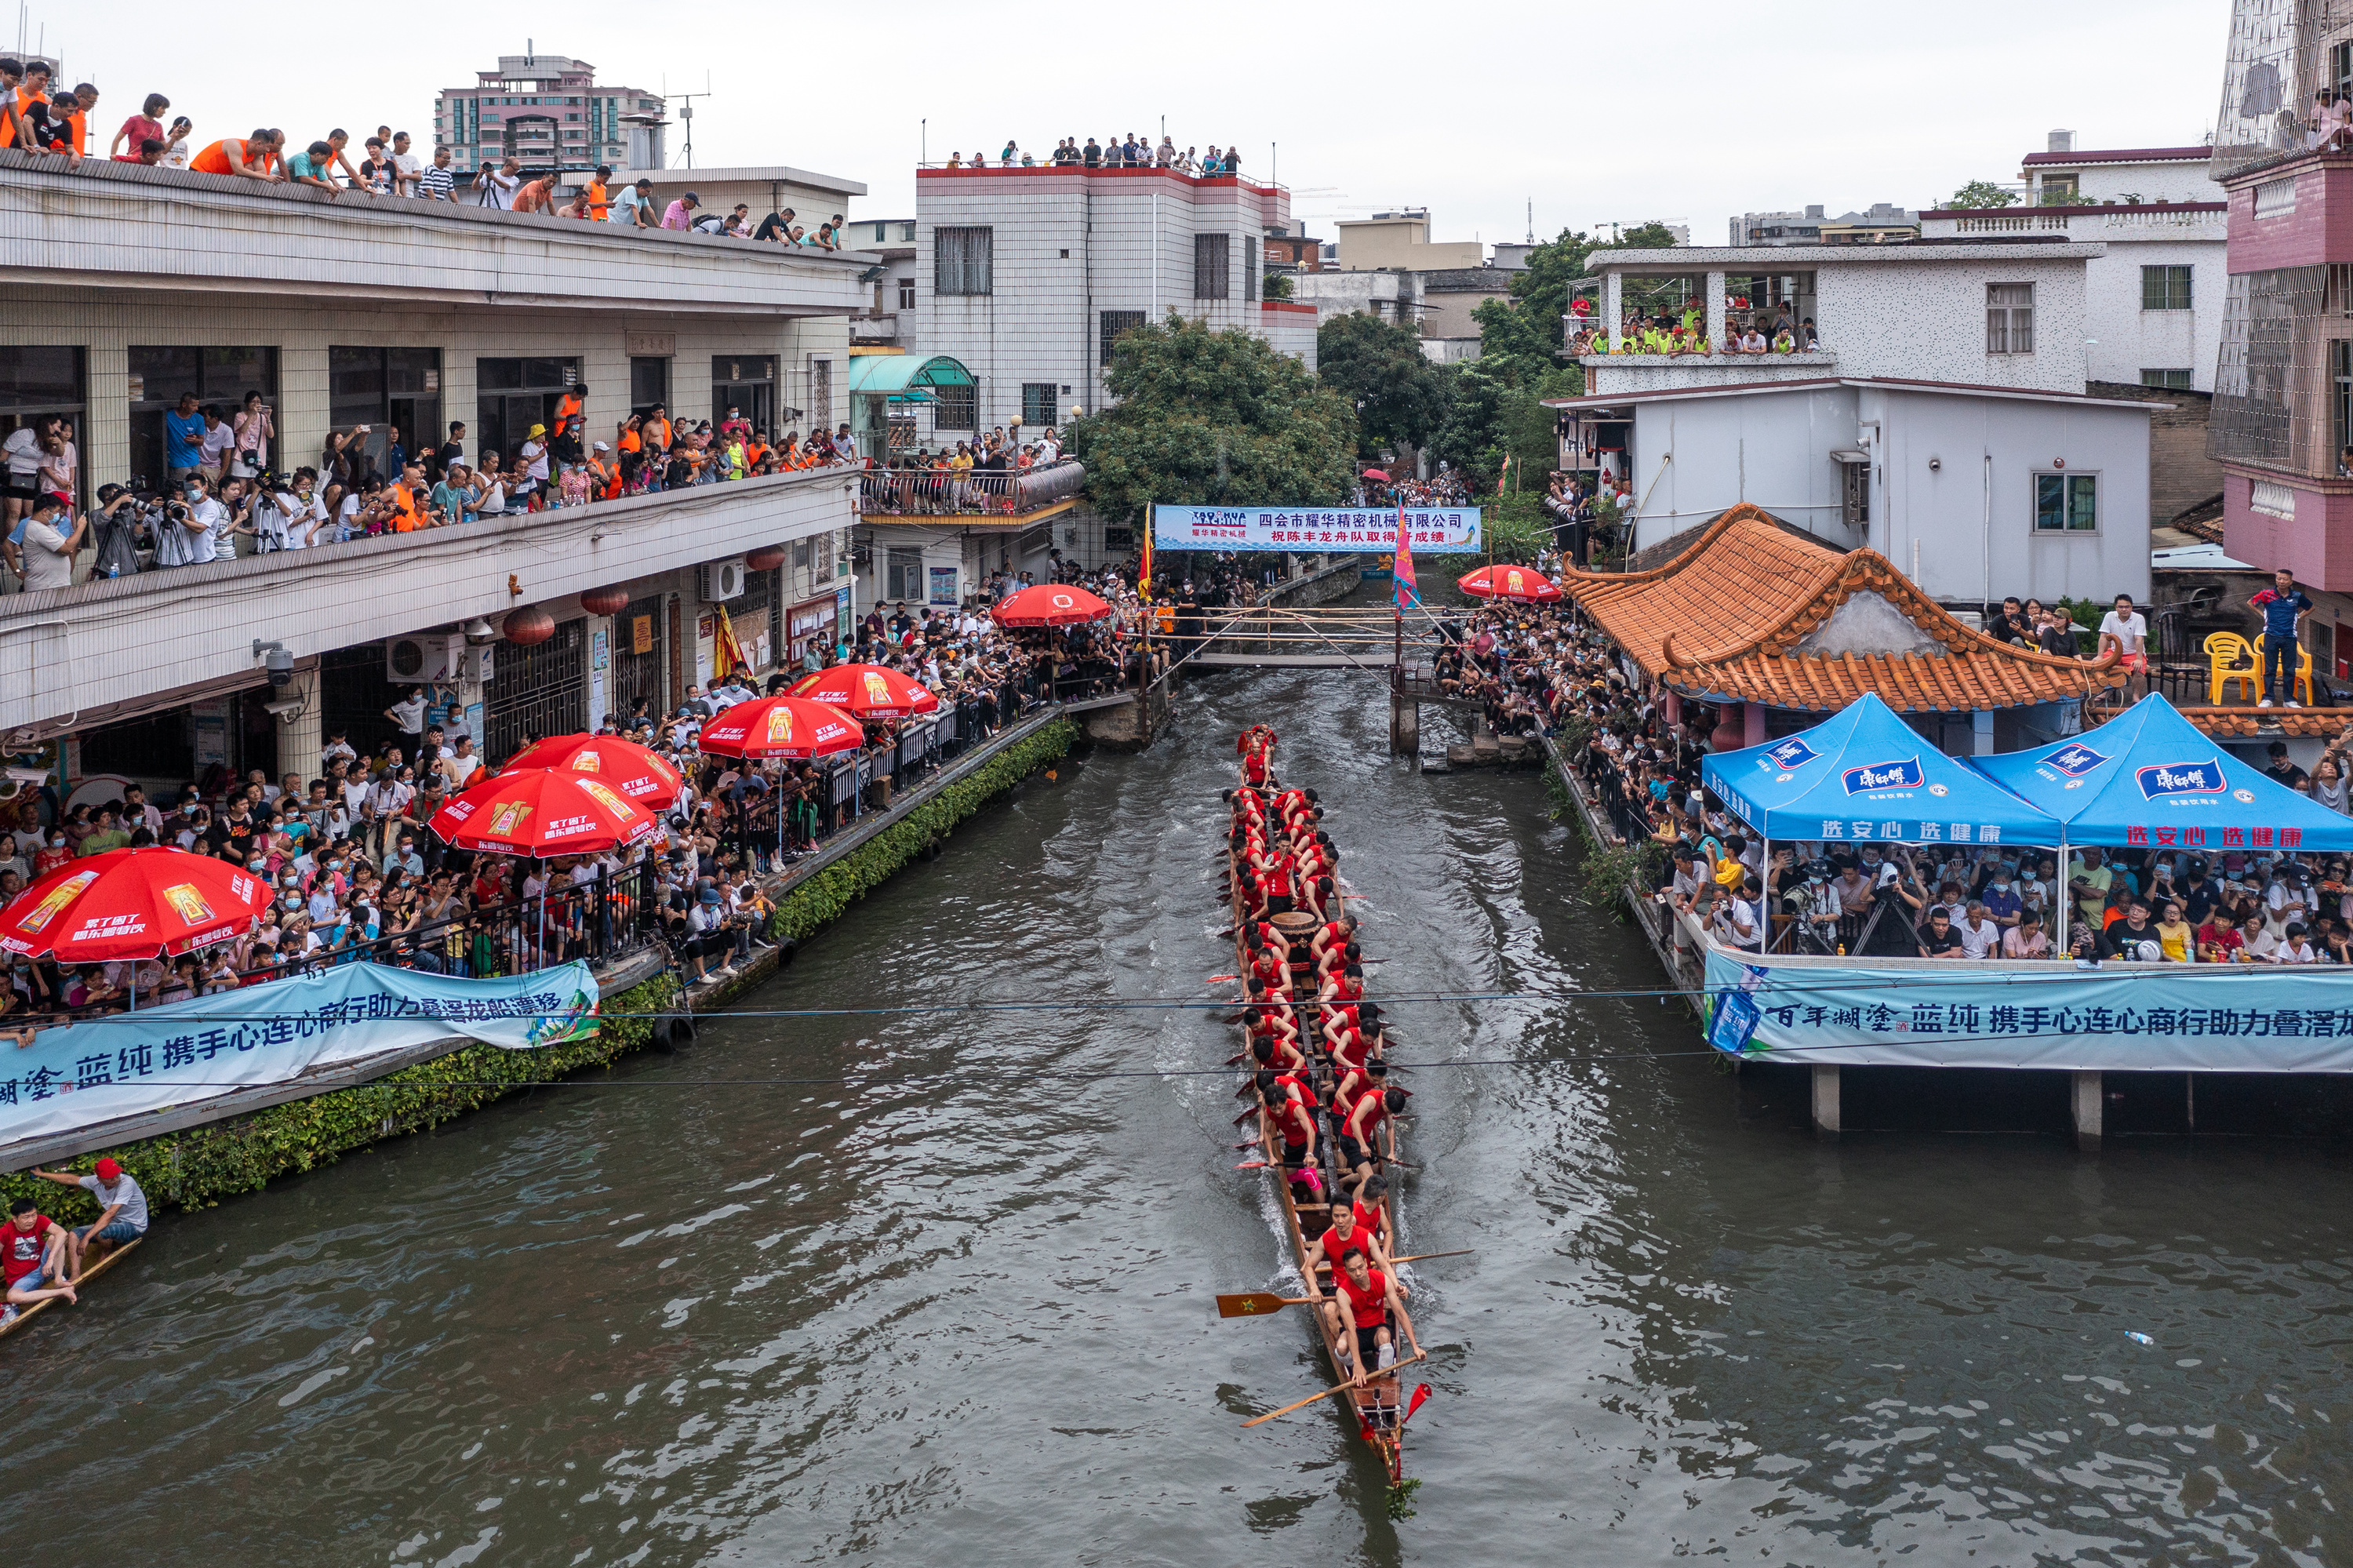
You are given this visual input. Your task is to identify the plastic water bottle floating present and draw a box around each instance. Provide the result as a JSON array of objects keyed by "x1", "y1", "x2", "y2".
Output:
[{"x1": 2126, "y1": 1332, "x2": 2155, "y2": 1346}]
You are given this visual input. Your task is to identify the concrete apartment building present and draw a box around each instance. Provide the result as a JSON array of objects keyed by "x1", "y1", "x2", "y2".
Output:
[
  {"x1": 1729, "y1": 202, "x2": 1919, "y2": 246},
  {"x1": 434, "y1": 53, "x2": 662, "y2": 175},
  {"x1": 1918, "y1": 134, "x2": 2226, "y2": 393},
  {"x1": 1332, "y1": 209, "x2": 1481, "y2": 271},
  {"x1": 0, "y1": 151, "x2": 871, "y2": 793},
  {"x1": 907, "y1": 160, "x2": 1317, "y2": 435},
  {"x1": 1557, "y1": 240, "x2": 2157, "y2": 611}
]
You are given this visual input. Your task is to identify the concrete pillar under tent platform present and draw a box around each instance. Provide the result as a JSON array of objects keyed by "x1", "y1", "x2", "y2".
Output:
[
  {"x1": 1812, "y1": 1064, "x2": 1840, "y2": 1140},
  {"x1": 2072, "y1": 1070, "x2": 2103, "y2": 1152}
]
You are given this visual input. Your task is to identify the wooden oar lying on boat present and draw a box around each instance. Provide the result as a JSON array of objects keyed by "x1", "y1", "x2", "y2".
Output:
[
  {"x1": 1213, "y1": 1252, "x2": 1475, "y2": 1317},
  {"x1": 1239, "y1": 1351, "x2": 1427, "y2": 1427}
]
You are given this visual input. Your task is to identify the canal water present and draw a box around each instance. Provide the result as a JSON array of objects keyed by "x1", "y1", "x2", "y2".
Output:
[{"x1": 5, "y1": 669, "x2": 2351, "y2": 1566}]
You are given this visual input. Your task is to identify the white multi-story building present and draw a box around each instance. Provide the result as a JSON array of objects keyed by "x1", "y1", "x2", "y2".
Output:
[
  {"x1": 0, "y1": 153, "x2": 869, "y2": 787},
  {"x1": 1559, "y1": 241, "x2": 2158, "y2": 610},
  {"x1": 908, "y1": 161, "x2": 1317, "y2": 438},
  {"x1": 433, "y1": 53, "x2": 663, "y2": 174},
  {"x1": 1918, "y1": 135, "x2": 2225, "y2": 391}
]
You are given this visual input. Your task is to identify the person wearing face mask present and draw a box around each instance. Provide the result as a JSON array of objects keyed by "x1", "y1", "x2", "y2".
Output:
[{"x1": 1980, "y1": 865, "x2": 2024, "y2": 931}]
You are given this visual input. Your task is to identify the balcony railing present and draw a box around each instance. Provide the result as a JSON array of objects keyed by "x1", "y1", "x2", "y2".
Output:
[{"x1": 856, "y1": 459, "x2": 1087, "y2": 519}]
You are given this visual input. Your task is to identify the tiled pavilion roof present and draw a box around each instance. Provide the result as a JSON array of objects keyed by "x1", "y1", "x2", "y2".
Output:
[{"x1": 1560, "y1": 504, "x2": 2126, "y2": 712}]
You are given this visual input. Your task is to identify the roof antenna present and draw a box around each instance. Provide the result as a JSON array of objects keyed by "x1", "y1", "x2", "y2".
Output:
[{"x1": 1526, "y1": 200, "x2": 1534, "y2": 245}]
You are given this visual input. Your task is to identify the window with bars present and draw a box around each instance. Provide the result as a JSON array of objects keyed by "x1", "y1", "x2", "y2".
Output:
[
  {"x1": 1022, "y1": 383, "x2": 1060, "y2": 426},
  {"x1": 2140, "y1": 369, "x2": 2195, "y2": 389},
  {"x1": 1246, "y1": 238, "x2": 1258, "y2": 302},
  {"x1": 1194, "y1": 232, "x2": 1231, "y2": 299},
  {"x1": 2033, "y1": 472, "x2": 2098, "y2": 532},
  {"x1": 2141, "y1": 265, "x2": 2192, "y2": 311},
  {"x1": 935, "y1": 226, "x2": 994, "y2": 296},
  {"x1": 935, "y1": 384, "x2": 976, "y2": 431},
  {"x1": 2335, "y1": 339, "x2": 2353, "y2": 467},
  {"x1": 1100, "y1": 309, "x2": 1147, "y2": 366},
  {"x1": 1986, "y1": 283, "x2": 2034, "y2": 353}
]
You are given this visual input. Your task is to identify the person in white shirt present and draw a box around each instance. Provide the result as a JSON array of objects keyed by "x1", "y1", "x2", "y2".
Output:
[
  {"x1": 321, "y1": 729, "x2": 358, "y2": 769},
  {"x1": 1955, "y1": 901, "x2": 2001, "y2": 959},
  {"x1": 165, "y1": 477, "x2": 224, "y2": 566},
  {"x1": 2098, "y1": 592, "x2": 2150, "y2": 700},
  {"x1": 476, "y1": 156, "x2": 522, "y2": 209},
  {"x1": 442, "y1": 734, "x2": 483, "y2": 789},
  {"x1": 387, "y1": 132, "x2": 423, "y2": 197},
  {"x1": 2275, "y1": 922, "x2": 2321, "y2": 963},
  {"x1": 518, "y1": 429, "x2": 550, "y2": 497}
]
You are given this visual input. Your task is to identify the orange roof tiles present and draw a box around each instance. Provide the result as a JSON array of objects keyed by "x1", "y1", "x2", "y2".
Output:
[
  {"x1": 1561, "y1": 504, "x2": 2126, "y2": 713},
  {"x1": 2174, "y1": 708, "x2": 2348, "y2": 739}
]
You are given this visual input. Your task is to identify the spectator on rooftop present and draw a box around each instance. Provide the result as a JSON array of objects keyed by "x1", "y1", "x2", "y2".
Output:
[
  {"x1": 661, "y1": 191, "x2": 699, "y2": 229},
  {"x1": 108, "y1": 91, "x2": 167, "y2": 161},
  {"x1": 417, "y1": 145, "x2": 456, "y2": 202},
  {"x1": 286, "y1": 139, "x2": 340, "y2": 196},
  {"x1": 475, "y1": 155, "x2": 522, "y2": 210},
  {"x1": 189, "y1": 126, "x2": 283, "y2": 182},
  {"x1": 612, "y1": 176, "x2": 653, "y2": 227}
]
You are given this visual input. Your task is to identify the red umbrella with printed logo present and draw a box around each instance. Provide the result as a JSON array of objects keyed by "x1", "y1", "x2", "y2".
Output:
[
  {"x1": 0, "y1": 846, "x2": 270, "y2": 962},
  {"x1": 990, "y1": 584, "x2": 1113, "y2": 628},
  {"x1": 501, "y1": 733, "x2": 686, "y2": 809},
  {"x1": 1457, "y1": 563, "x2": 1562, "y2": 602},
  {"x1": 696, "y1": 695, "x2": 865, "y2": 760},
  {"x1": 427, "y1": 766, "x2": 661, "y2": 856},
  {"x1": 787, "y1": 662, "x2": 942, "y2": 718}
]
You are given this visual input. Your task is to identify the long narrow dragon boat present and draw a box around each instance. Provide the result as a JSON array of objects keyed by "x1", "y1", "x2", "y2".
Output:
[{"x1": 1221, "y1": 733, "x2": 1424, "y2": 1504}]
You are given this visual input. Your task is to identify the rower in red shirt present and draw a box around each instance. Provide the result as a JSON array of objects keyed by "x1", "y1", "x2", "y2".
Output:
[
  {"x1": 1304, "y1": 1201, "x2": 1384, "y2": 1306},
  {"x1": 1340, "y1": 1079, "x2": 1407, "y2": 1194},
  {"x1": 1329, "y1": 1252, "x2": 1420, "y2": 1419}
]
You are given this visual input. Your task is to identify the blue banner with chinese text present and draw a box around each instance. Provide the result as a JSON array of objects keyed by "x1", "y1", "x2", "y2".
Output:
[
  {"x1": 0, "y1": 961, "x2": 599, "y2": 1152},
  {"x1": 1701, "y1": 948, "x2": 2353, "y2": 1071},
  {"x1": 1153, "y1": 505, "x2": 1482, "y2": 554}
]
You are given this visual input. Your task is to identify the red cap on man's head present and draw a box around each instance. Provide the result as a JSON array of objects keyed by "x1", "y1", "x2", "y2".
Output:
[{"x1": 94, "y1": 1158, "x2": 121, "y2": 1180}]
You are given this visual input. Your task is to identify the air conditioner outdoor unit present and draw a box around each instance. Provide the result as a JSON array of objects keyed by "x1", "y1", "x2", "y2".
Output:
[
  {"x1": 385, "y1": 633, "x2": 468, "y2": 684},
  {"x1": 699, "y1": 560, "x2": 747, "y2": 602}
]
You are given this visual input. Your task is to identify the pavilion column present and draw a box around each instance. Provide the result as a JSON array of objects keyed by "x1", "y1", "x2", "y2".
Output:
[
  {"x1": 1705, "y1": 271, "x2": 1727, "y2": 353},
  {"x1": 1606, "y1": 273, "x2": 1624, "y2": 350},
  {"x1": 1662, "y1": 691, "x2": 1682, "y2": 726},
  {"x1": 1744, "y1": 702, "x2": 1769, "y2": 748}
]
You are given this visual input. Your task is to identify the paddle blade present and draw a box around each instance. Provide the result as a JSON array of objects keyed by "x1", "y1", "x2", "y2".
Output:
[
  {"x1": 1234, "y1": 1159, "x2": 1271, "y2": 1170},
  {"x1": 1401, "y1": 1383, "x2": 1433, "y2": 1427},
  {"x1": 1216, "y1": 1291, "x2": 1297, "y2": 1319},
  {"x1": 1208, "y1": 973, "x2": 1238, "y2": 984}
]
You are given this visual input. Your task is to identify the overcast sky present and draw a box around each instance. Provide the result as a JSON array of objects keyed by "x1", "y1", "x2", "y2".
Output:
[{"x1": 37, "y1": 0, "x2": 2229, "y2": 246}]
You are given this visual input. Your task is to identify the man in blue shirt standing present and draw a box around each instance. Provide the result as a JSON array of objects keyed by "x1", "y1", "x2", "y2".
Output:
[
  {"x1": 2250, "y1": 566, "x2": 2316, "y2": 708},
  {"x1": 163, "y1": 391, "x2": 205, "y2": 489}
]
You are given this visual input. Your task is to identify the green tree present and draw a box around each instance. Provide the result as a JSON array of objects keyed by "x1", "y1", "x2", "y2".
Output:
[
  {"x1": 1315, "y1": 311, "x2": 1452, "y2": 451},
  {"x1": 1066, "y1": 311, "x2": 1358, "y2": 523},
  {"x1": 1946, "y1": 180, "x2": 2018, "y2": 209}
]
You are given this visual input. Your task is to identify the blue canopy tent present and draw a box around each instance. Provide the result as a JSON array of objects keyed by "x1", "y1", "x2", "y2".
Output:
[
  {"x1": 1969, "y1": 694, "x2": 2353, "y2": 949},
  {"x1": 1700, "y1": 693, "x2": 2065, "y2": 951}
]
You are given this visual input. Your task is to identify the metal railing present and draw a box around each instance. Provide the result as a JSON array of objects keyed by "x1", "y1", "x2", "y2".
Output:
[{"x1": 856, "y1": 460, "x2": 1086, "y2": 518}]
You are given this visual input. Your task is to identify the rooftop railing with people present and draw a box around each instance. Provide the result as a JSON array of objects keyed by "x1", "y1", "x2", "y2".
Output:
[{"x1": 855, "y1": 458, "x2": 1086, "y2": 520}]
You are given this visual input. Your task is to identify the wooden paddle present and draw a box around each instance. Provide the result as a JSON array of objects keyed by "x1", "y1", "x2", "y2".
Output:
[
  {"x1": 1218, "y1": 1252, "x2": 1473, "y2": 1308},
  {"x1": 1241, "y1": 1352, "x2": 1427, "y2": 1428}
]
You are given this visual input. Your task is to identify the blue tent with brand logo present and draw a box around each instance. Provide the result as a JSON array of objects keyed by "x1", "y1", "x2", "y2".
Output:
[
  {"x1": 1700, "y1": 693, "x2": 2065, "y2": 849},
  {"x1": 1968, "y1": 694, "x2": 2353, "y2": 855}
]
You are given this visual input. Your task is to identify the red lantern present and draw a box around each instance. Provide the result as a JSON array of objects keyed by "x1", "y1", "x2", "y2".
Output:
[
  {"x1": 579, "y1": 586, "x2": 630, "y2": 617},
  {"x1": 504, "y1": 605, "x2": 557, "y2": 646},
  {"x1": 746, "y1": 545, "x2": 787, "y2": 573}
]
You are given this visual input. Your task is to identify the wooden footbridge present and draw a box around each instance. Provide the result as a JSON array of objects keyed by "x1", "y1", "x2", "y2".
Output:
[{"x1": 1169, "y1": 605, "x2": 1446, "y2": 673}]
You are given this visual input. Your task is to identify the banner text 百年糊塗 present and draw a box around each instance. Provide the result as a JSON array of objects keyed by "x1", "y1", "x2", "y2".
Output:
[
  {"x1": 0, "y1": 961, "x2": 599, "y2": 1155},
  {"x1": 1152, "y1": 506, "x2": 1481, "y2": 555}
]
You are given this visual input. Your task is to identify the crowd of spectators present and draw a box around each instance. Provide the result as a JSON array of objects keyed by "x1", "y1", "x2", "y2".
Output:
[
  {"x1": 942, "y1": 135, "x2": 1248, "y2": 177},
  {"x1": 0, "y1": 552, "x2": 1168, "y2": 1026},
  {"x1": 1565, "y1": 304, "x2": 1822, "y2": 358},
  {"x1": 861, "y1": 425, "x2": 1071, "y2": 515},
  {"x1": 1, "y1": 395, "x2": 861, "y2": 591},
  {"x1": 1431, "y1": 590, "x2": 2353, "y2": 966}
]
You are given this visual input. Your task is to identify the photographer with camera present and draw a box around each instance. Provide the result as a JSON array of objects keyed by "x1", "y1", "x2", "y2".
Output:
[
  {"x1": 152, "y1": 475, "x2": 221, "y2": 568},
  {"x1": 85, "y1": 482, "x2": 143, "y2": 580}
]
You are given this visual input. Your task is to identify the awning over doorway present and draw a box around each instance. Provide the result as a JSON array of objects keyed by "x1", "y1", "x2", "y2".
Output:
[{"x1": 848, "y1": 353, "x2": 974, "y2": 405}]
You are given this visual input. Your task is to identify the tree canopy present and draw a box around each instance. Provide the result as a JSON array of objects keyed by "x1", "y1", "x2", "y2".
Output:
[
  {"x1": 1067, "y1": 312, "x2": 1358, "y2": 523},
  {"x1": 1315, "y1": 311, "x2": 1452, "y2": 452},
  {"x1": 1945, "y1": 180, "x2": 2017, "y2": 209}
]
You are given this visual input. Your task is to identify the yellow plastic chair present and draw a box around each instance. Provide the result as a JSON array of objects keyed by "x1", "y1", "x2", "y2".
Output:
[
  {"x1": 2204, "y1": 631, "x2": 2256, "y2": 704},
  {"x1": 2208, "y1": 629, "x2": 2316, "y2": 705}
]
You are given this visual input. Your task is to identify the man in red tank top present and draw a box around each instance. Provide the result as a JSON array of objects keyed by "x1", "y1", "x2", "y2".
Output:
[{"x1": 1330, "y1": 1252, "x2": 1420, "y2": 1421}]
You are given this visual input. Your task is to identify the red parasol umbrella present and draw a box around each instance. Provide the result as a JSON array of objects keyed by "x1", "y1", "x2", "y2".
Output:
[
  {"x1": 427, "y1": 767, "x2": 661, "y2": 856},
  {"x1": 1361, "y1": 468, "x2": 1392, "y2": 482},
  {"x1": 0, "y1": 846, "x2": 270, "y2": 962},
  {"x1": 787, "y1": 663, "x2": 941, "y2": 719},
  {"x1": 696, "y1": 696, "x2": 865, "y2": 759},
  {"x1": 502, "y1": 733, "x2": 686, "y2": 809},
  {"x1": 990, "y1": 584, "x2": 1113, "y2": 628},
  {"x1": 1457, "y1": 563, "x2": 1563, "y2": 602}
]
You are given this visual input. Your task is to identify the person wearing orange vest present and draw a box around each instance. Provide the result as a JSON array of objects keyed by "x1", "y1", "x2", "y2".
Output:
[
  {"x1": 191, "y1": 128, "x2": 285, "y2": 182},
  {"x1": 0, "y1": 59, "x2": 49, "y2": 153},
  {"x1": 616, "y1": 415, "x2": 642, "y2": 457},
  {"x1": 388, "y1": 464, "x2": 428, "y2": 532},
  {"x1": 587, "y1": 441, "x2": 618, "y2": 498},
  {"x1": 63, "y1": 81, "x2": 93, "y2": 155},
  {"x1": 584, "y1": 164, "x2": 613, "y2": 221}
]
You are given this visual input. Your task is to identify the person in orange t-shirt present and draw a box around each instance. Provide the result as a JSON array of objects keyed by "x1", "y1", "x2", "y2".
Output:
[
  {"x1": 616, "y1": 416, "x2": 642, "y2": 457},
  {"x1": 389, "y1": 464, "x2": 427, "y2": 532},
  {"x1": 64, "y1": 82, "x2": 94, "y2": 155},
  {"x1": 191, "y1": 129, "x2": 285, "y2": 182},
  {"x1": 585, "y1": 164, "x2": 613, "y2": 221}
]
